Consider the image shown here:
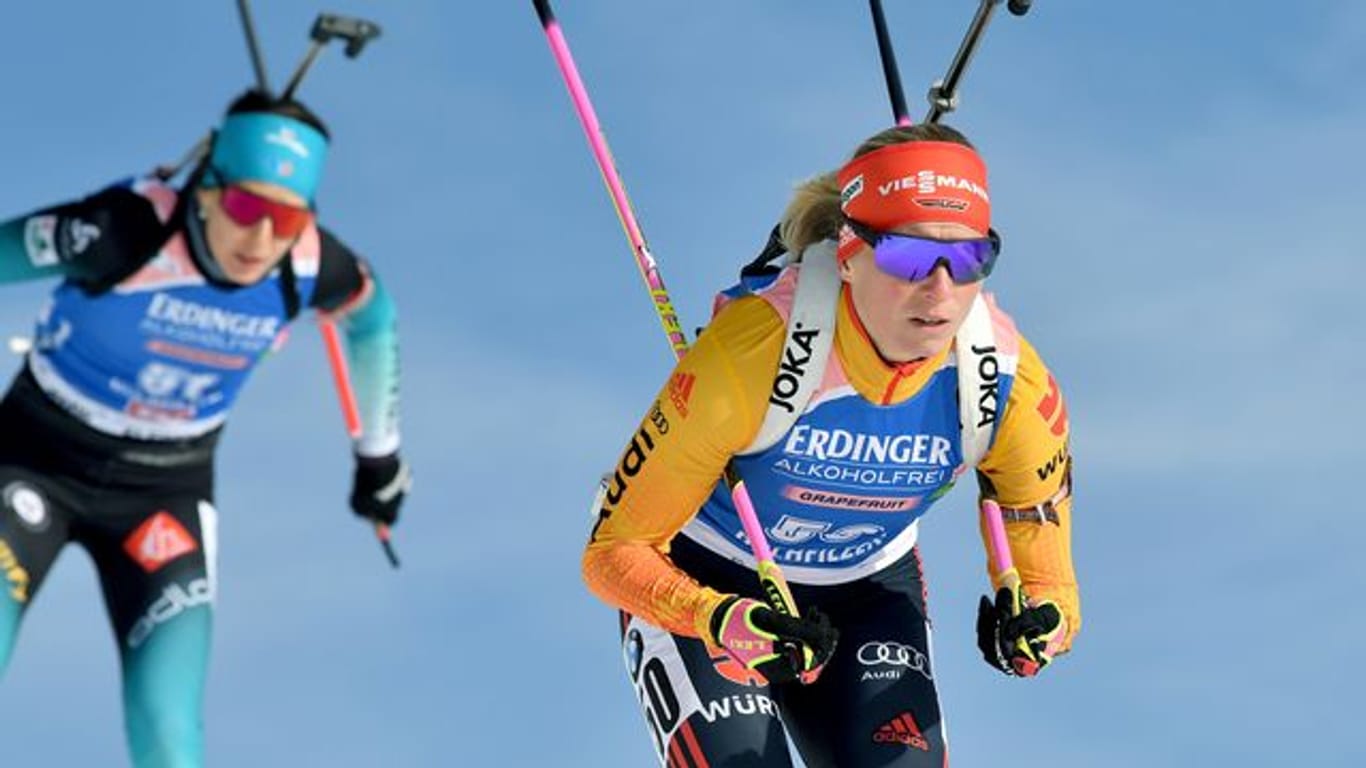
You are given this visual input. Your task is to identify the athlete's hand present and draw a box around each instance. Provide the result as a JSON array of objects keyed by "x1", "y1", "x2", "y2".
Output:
[
  {"x1": 350, "y1": 453, "x2": 412, "y2": 526},
  {"x1": 975, "y1": 572, "x2": 1066, "y2": 677},
  {"x1": 709, "y1": 596, "x2": 838, "y2": 685}
]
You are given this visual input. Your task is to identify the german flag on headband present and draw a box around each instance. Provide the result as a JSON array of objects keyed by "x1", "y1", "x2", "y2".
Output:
[{"x1": 836, "y1": 141, "x2": 991, "y2": 261}]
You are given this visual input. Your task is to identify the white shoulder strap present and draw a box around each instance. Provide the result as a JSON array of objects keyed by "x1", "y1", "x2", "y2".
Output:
[
  {"x1": 955, "y1": 293, "x2": 999, "y2": 469},
  {"x1": 739, "y1": 240, "x2": 840, "y2": 455}
]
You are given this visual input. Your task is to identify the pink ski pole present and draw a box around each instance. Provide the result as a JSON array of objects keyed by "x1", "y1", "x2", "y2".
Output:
[
  {"x1": 533, "y1": 0, "x2": 802, "y2": 623},
  {"x1": 980, "y1": 498, "x2": 1019, "y2": 590},
  {"x1": 983, "y1": 497, "x2": 1053, "y2": 674}
]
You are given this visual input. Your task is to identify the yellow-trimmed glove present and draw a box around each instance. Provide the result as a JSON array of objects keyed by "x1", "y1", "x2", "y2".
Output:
[
  {"x1": 709, "y1": 596, "x2": 838, "y2": 685},
  {"x1": 975, "y1": 570, "x2": 1067, "y2": 677}
]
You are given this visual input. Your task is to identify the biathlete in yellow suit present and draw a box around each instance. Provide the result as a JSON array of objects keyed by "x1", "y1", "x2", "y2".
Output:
[{"x1": 583, "y1": 123, "x2": 1079, "y2": 766}]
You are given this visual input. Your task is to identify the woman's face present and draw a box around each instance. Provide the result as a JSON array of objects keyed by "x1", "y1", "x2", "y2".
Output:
[
  {"x1": 195, "y1": 180, "x2": 310, "y2": 285},
  {"x1": 840, "y1": 221, "x2": 986, "y2": 363}
]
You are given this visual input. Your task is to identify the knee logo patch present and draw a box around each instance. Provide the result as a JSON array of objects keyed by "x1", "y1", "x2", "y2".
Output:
[
  {"x1": 123, "y1": 511, "x2": 198, "y2": 573},
  {"x1": 3, "y1": 481, "x2": 50, "y2": 533}
]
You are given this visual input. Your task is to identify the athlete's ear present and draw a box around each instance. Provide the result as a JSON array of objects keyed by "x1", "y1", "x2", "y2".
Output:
[
  {"x1": 193, "y1": 185, "x2": 217, "y2": 216},
  {"x1": 837, "y1": 255, "x2": 855, "y2": 283}
]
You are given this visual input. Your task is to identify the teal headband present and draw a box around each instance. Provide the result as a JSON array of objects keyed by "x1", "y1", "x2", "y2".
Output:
[{"x1": 208, "y1": 113, "x2": 329, "y2": 204}]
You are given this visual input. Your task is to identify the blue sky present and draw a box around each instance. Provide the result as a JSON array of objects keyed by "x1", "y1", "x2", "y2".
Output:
[{"x1": 1, "y1": 1, "x2": 1363, "y2": 765}]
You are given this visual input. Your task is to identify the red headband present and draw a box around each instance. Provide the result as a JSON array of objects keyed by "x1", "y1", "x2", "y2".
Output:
[{"x1": 836, "y1": 141, "x2": 990, "y2": 261}]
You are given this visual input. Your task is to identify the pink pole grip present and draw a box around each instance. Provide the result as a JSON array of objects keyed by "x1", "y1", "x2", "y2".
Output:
[
  {"x1": 981, "y1": 498, "x2": 1014, "y2": 573},
  {"x1": 732, "y1": 480, "x2": 774, "y2": 563}
]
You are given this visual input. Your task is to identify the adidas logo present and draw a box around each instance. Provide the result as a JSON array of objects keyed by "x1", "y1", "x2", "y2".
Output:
[
  {"x1": 872, "y1": 712, "x2": 929, "y2": 751},
  {"x1": 668, "y1": 372, "x2": 695, "y2": 417}
]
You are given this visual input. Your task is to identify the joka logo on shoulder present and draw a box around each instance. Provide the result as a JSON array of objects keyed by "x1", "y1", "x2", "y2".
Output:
[{"x1": 123, "y1": 511, "x2": 198, "y2": 573}]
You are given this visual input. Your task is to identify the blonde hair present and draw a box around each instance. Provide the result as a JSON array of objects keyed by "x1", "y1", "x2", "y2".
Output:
[{"x1": 778, "y1": 123, "x2": 977, "y2": 256}]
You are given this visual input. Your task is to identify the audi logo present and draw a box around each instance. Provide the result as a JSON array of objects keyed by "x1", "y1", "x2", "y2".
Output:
[{"x1": 857, "y1": 641, "x2": 929, "y2": 670}]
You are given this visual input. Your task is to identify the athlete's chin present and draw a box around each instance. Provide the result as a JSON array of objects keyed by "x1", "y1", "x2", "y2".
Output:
[
  {"x1": 886, "y1": 329, "x2": 953, "y2": 362},
  {"x1": 220, "y1": 256, "x2": 275, "y2": 285}
]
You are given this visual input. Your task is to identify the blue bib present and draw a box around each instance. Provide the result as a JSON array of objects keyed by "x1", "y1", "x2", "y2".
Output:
[{"x1": 28, "y1": 182, "x2": 318, "y2": 440}]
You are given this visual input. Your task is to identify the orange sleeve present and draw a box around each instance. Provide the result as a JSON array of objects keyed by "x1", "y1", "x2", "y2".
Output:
[
  {"x1": 976, "y1": 334, "x2": 1081, "y2": 650},
  {"x1": 582, "y1": 296, "x2": 785, "y2": 642}
]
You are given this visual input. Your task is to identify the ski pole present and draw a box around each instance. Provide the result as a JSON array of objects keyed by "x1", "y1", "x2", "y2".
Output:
[
  {"x1": 320, "y1": 321, "x2": 362, "y2": 438},
  {"x1": 981, "y1": 497, "x2": 1044, "y2": 667},
  {"x1": 980, "y1": 498, "x2": 1018, "y2": 592},
  {"x1": 266, "y1": 7, "x2": 393, "y2": 569},
  {"x1": 234, "y1": 0, "x2": 393, "y2": 567},
  {"x1": 320, "y1": 318, "x2": 400, "y2": 569},
  {"x1": 372, "y1": 521, "x2": 400, "y2": 569},
  {"x1": 262, "y1": 8, "x2": 394, "y2": 564},
  {"x1": 262, "y1": 8, "x2": 384, "y2": 491},
  {"x1": 532, "y1": 0, "x2": 806, "y2": 631},
  {"x1": 530, "y1": 0, "x2": 687, "y2": 359},
  {"x1": 925, "y1": 0, "x2": 1034, "y2": 124},
  {"x1": 869, "y1": 0, "x2": 912, "y2": 126}
]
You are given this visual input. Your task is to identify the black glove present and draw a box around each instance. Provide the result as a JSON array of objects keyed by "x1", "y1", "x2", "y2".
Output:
[
  {"x1": 708, "y1": 596, "x2": 839, "y2": 685},
  {"x1": 975, "y1": 578, "x2": 1065, "y2": 677},
  {"x1": 350, "y1": 453, "x2": 411, "y2": 526}
]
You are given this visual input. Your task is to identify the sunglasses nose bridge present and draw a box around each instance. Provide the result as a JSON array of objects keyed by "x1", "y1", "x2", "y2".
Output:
[
  {"x1": 241, "y1": 216, "x2": 276, "y2": 246},
  {"x1": 923, "y1": 258, "x2": 957, "y2": 285}
]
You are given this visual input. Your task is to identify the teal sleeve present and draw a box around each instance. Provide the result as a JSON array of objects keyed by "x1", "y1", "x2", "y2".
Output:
[
  {"x1": 338, "y1": 267, "x2": 401, "y2": 457},
  {"x1": 0, "y1": 215, "x2": 70, "y2": 284}
]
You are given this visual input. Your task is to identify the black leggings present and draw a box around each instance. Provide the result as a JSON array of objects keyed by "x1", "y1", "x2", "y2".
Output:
[
  {"x1": 0, "y1": 370, "x2": 217, "y2": 767},
  {"x1": 620, "y1": 537, "x2": 948, "y2": 767}
]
